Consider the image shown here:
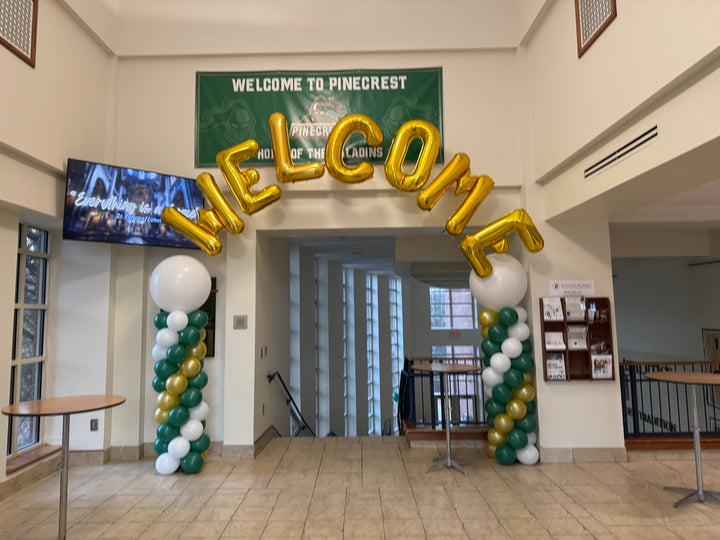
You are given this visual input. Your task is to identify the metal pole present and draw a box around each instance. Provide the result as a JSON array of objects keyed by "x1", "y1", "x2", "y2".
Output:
[
  {"x1": 58, "y1": 413, "x2": 70, "y2": 539},
  {"x1": 443, "y1": 372, "x2": 451, "y2": 466},
  {"x1": 692, "y1": 385, "x2": 704, "y2": 501}
]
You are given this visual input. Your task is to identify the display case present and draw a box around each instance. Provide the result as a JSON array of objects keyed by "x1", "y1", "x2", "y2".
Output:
[{"x1": 539, "y1": 296, "x2": 614, "y2": 381}]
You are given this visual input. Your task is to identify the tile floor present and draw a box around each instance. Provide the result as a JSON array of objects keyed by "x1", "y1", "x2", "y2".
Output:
[{"x1": 2, "y1": 437, "x2": 720, "y2": 539}]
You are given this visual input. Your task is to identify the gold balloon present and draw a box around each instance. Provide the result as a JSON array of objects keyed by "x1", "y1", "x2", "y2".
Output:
[
  {"x1": 156, "y1": 391, "x2": 180, "y2": 411},
  {"x1": 161, "y1": 207, "x2": 223, "y2": 256},
  {"x1": 268, "y1": 112, "x2": 325, "y2": 182},
  {"x1": 384, "y1": 119, "x2": 440, "y2": 191},
  {"x1": 512, "y1": 383, "x2": 536, "y2": 403},
  {"x1": 188, "y1": 341, "x2": 207, "y2": 359},
  {"x1": 325, "y1": 114, "x2": 383, "y2": 183},
  {"x1": 154, "y1": 408, "x2": 169, "y2": 424},
  {"x1": 165, "y1": 373, "x2": 189, "y2": 395},
  {"x1": 195, "y1": 173, "x2": 245, "y2": 234},
  {"x1": 216, "y1": 140, "x2": 282, "y2": 215},
  {"x1": 486, "y1": 443, "x2": 496, "y2": 459},
  {"x1": 524, "y1": 371, "x2": 534, "y2": 385},
  {"x1": 460, "y1": 209, "x2": 544, "y2": 277},
  {"x1": 494, "y1": 413, "x2": 515, "y2": 435},
  {"x1": 487, "y1": 428, "x2": 507, "y2": 447},
  {"x1": 202, "y1": 450, "x2": 208, "y2": 462},
  {"x1": 506, "y1": 398, "x2": 527, "y2": 420},
  {"x1": 478, "y1": 309, "x2": 499, "y2": 328},
  {"x1": 200, "y1": 328, "x2": 207, "y2": 341},
  {"x1": 417, "y1": 153, "x2": 495, "y2": 236},
  {"x1": 481, "y1": 326, "x2": 490, "y2": 339},
  {"x1": 180, "y1": 357, "x2": 202, "y2": 377}
]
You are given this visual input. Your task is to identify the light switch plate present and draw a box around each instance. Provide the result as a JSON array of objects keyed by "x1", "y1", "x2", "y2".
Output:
[{"x1": 233, "y1": 314, "x2": 248, "y2": 329}]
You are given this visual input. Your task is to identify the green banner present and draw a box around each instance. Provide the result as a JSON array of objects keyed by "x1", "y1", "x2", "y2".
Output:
[{"x1": 195, "y1": 68, "x2": 443, "y2": 167}]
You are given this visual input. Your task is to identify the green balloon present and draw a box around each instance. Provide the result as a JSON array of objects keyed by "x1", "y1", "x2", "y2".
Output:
[
  {"x1": 495, "y1": 444, "x2": 516, "y2": 465},
  {"x1": 498, "y1": 308, "x2": 519, "y2": 327},
  {"x1": 515, "y1": 414, "x2": 538, "y2": 433},
  {"x1": 507, "y1": 428, "x2": 528, "y2": 450},
  {"x1": 168, "y1": 405, "x2": 190, "y2": 427},
  {"x1": 521, "y1": 340, "x2": 532, "y2": 353},
  {"x1": 154, "y1": 360, "x2": 177, "y2": 379},
  {"x1": 151, "y1": 376, "x2": 166, "y2": 393},
  {"x1": 511, "y1": 353, "x2": 535, "y2": 373},
  {"x1": 153, "y1": 311, "x2": 168, "y2": 329},
  {"x1": 201, "y1": 419, "x2": 206, "y2": 430},
  {"x1": 488, "y1": 324, "x2": 508, "y2": 343},
  {"x1": 483, "y1": 357, "x2": 491, "y2": 367},
  {"x1": 179, "y1": 326, "x2": 201, "y2": 347},
  {"x1": 180, "y1": 451, "x2": 204, "y2": 474},
  {"x1": 166, "y1": 344, "x2": 187, "y2": 364},
  {"x1": 492, "y1": 383, "x2": 513, "y2": 404},
  {"x1": 481, "y1": 339, "x2": 502, "y2": 357},
  {"x1": 487, "y1": 415, "x2": 495, "y2": 428},
  {"x1": 180, "y1": 387, "x2": 203, "y2": 408},
  {"x1": 156, "y1": 422, "x2": 180, "y2": 442},
  {"x1": 153, "y1": 438, "x2": 168, "y2": 455},
  {"x1": 189, "y1": 433, "x2": 211, "y2": 453},
  {"x1": 484, "y1": 398, "x2": 506, "y2": 417},
  {"x1": 188, "y1": 371, "x2": 208, "y2": 389},
  {"x1": 188, "y1": 310, "x2": 209, "y2": 329},
  {"x1": 503, "y1": 368, "x2": 525, "y2": 389},
  {"x1": 525, "y1": 400, "x2": 536, "y2": 414}
]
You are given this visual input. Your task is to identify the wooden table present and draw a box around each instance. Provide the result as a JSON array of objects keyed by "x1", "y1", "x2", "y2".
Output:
[
  {"x1": 2, "y1": 395, "x2": 125, "y2": 539},
  {"x1": 644, "y1": 371, "x2": 720, "y2": 507},
  {"x1": 413, "y1": 362, "x2": 482, "y2": 475}
]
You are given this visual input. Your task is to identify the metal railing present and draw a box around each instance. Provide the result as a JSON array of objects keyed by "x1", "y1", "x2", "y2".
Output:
[
  {"x1": 399, "y1": 357, "x2": 486, "y2": 430},
  {"x1": 267, "y1": 371, "x2": 316, "y2": 437},
  {"x1": 619, "y1": 360, "x2": 720, "y2": 437}
]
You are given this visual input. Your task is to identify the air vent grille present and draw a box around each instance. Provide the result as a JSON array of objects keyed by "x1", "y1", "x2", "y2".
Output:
[{"x1": 584, "y1": 126, "x2": 658, "y2": 179}]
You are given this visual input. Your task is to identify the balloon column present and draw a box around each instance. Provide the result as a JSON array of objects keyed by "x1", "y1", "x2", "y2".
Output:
[
  {"x1": 470, "y1": 253, "x2": 540, "y2": 466},
  {"x1": 149, "y1": 256, "x2": 212, "y2": 475}
]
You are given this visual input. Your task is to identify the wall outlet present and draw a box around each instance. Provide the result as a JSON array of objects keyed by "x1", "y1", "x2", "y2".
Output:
[{"x1": 90, "y1": 418, "x2": 98, "y2": 431}]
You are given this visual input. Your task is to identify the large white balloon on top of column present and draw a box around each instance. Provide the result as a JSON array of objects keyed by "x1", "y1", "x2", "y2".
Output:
[
  {"x1": 469, "y1": 254, "x2": 527, "y2": 310},
  {"x1": 149, "y1": 255, "x2": 212, "y2": 313}
]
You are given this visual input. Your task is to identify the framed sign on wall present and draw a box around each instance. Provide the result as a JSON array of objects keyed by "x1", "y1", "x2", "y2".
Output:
[
  {"x1": 575, "y1": 0, "x2": 617, "y2": 58},
  {"x1": 0, "y1": 0, "x2": 38, "y2": 67}
]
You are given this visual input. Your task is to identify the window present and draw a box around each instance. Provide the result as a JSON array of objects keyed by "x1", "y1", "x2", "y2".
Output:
[
  {"x1": 7, "y1": 225, "x2": 50, "y2": 456},
  {"x1": 366, "y1": 273, "x2": 377, "y2": 435},
  {"x1": 429, "y1": 287, "x2": 477, "y2": 329},
  {"x1": 342, "y1": 267, "x2": 348, "y2": 435},
  {"x1": 389, "y1": 277, "x2": 403, "y2": 434}
]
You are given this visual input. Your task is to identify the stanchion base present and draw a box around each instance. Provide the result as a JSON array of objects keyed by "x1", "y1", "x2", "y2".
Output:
[
  {"x1": 427, "y1": 458, "x2": 467, "y2": 476},
  {"x1": 664, "y1": 486, "x2": 720, "y2": 508}
]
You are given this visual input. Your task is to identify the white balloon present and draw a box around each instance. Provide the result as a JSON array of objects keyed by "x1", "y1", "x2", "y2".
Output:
[
  {"x1": 156, "y1": 328, "x2": 179, "y2": 348},
  {"x1": 155, "y1": 452, "x2": 180, "y2": 475},
  {"x1": 526, "y1": 431, "x2": 537, "y2": 446},
  {"x1": 189, "y1": 401, "x2": 209, "y2": 421},
  {"x1": 508, "y1": 321, "x2": 531, "y2": 341},
  {"x1": 501, "y1": 337, "x2": 523, "y2": 359},
  {"x1": 149, "y1": 256, "x2": 211, "y2": 313},
  {"x1": 514, "y1": 306, "x2": 528, "y2": 323},
  {"x1": 481, "y1": 367, "x2": 503, "y2": 387},
  {"x1": 516, "y1": 444, "x2": 540, "y2": 465},
  {"x1": 152, "y1": 344, "x2": 168, "y2": 362},
  {"x1": 490, "y1": 352, "x2": 511, "y2": 374},
  {"x1": 468, "y1": 254, "x2": 527, "y2": 311},
  {"x1": 167, "y1": 436, "x2": 191, "y2": 460},
  {"x1": 483, "y1": 384, "x2": 495, "y2": 400},
  {"x1": 167, "y1": 311, "x2": 189, "y2": 332},
  {"x1": 180, "y1": 419, "x2": 204, "y2": 441}
]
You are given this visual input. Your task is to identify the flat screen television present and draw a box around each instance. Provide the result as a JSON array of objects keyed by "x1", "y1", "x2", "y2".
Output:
[{"x1": 63, "y1": 158, "x2": 204, "y2": 249}]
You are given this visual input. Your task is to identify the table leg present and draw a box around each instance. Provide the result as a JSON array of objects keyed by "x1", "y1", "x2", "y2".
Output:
[
  {"x1": 58, "y1": 413, "x2": 70, "y2": 539},
  {"x1": 663, "y1": 385, "x2": 720, "y2": 507},
  {"x1": 427, "y1": 372, "x2": 468, "y2": 476}
]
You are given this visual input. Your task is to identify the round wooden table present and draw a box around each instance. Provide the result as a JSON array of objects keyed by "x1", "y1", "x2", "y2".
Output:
[
  {"x1": 413, "y1": 362, "x2": 482, "y2": 475},
  {"x1": 2, "y1": 395, "x2": 125, "y2": 539},
  {"x1": 644, "y1": 371, "x2": 720, "y2": 507}
]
